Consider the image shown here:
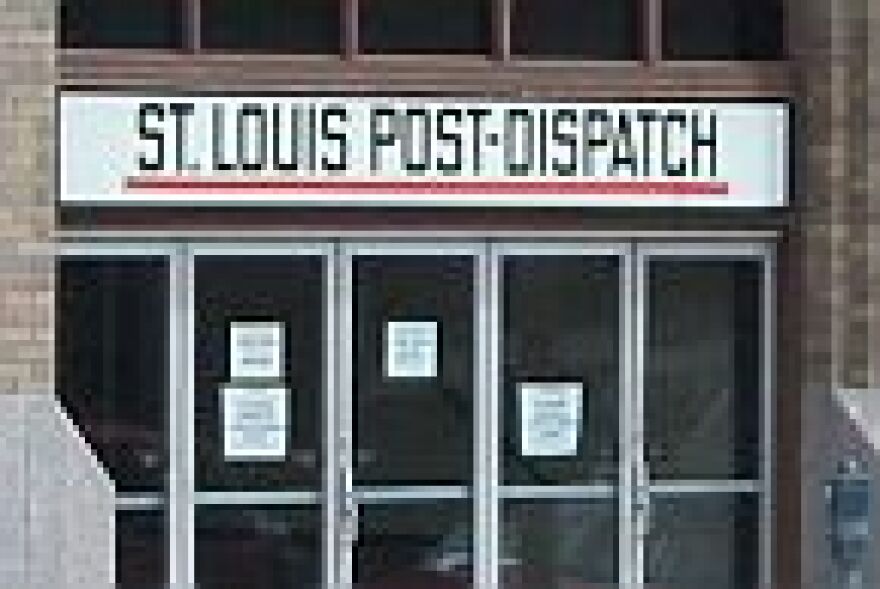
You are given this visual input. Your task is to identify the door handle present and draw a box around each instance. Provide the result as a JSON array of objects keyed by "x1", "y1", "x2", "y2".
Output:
[{"x1": 344, "y1": 497, "x2": 360, "y2": 544}]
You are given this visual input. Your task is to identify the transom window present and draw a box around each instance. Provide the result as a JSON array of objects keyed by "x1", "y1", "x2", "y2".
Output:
[{"x1": 58, "y1": 0, "x2": 786, "y2": 60}]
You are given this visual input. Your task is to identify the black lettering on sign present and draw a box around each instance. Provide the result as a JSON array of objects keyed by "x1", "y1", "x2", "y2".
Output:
[
  {"x1": 636, "y1": 109, "x2": 659, "y2": 176},
  {"x1": 138, "y1": 103, "x2": 164, "y2": 171},
  {"x1": 401, "y1": 109, "x2": 431, "y2": 174},
  {"x1": 212, "y1": 104, "x2": 236, "y2": 171},
  {"x1": 504, "y1": 109, "x2": 534, "y2": 176},
  {"x1": 609, "y1": 111, "x2": 637, "y2": 176},
  {"x1": 691, "y1": 111, "x2": 717, "y2": 177},
  {"x1": 370, "y1": 108, "x2": 397, "y2": 172},
  {"x1": 436, "y1": 109, "x2": 463, "y2": 174},
  {"x1": 237, "y1": 104, "x2": 268, "y2": 171},
  {"x1": 583, "y1": 109, "x2": 611, "y2": 177},
  {"x1": 168, "y1": 102, "x2": 196, "y2": 171},
  {"x1": 466, "y1": 108, "x2": 491, "y2": 175},
  {"x1": 551, "y1": 109, "x2": 578, "y2": 176},
  {"x1": 321, "y1": 107, "x2": 348, "y2": 172},
  {"x1": 272, "y1": 104, "x2": 299, "y2": 171},
  {"x1": 661, "y1": 110, "x2": 688, "y2": 177}
]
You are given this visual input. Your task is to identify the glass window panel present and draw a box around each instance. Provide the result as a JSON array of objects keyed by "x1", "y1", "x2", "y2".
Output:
[
  {"x1": 194, "y1": 256, "x2": 324, "y2": 491},
  {"x1": 503, "y1": 256, "x2": 620, "y2": 485},
  {"x1": 201, "y1": 0, "x2": 341, "y2": 53},
  {"x1": 645, "y1": 260, "x2": 763, "y2": 481},
  {"x1": 355, "y1": 501, "x2": 472, "y2": 588},
  {"x1": 353, "y1": 256, "x2": 474, "y2": 485},
  {"x1": 195, "y1": 506, "x2": 321, "y2": 589},
  {"x1": 502, "y1": 499, "x2": 618, "y2": 588},
  {"x1": 116, "y1": 510, "x2": 167, "y2": 589},
  {"x1": 56, "y1": 258, "x2": 168, "y2": 493},
  {"x1": 510, "y1": 0, "x2": 640, "y2": 60},
  {"x1": 645, "y1": 494, "x2": 759, "y2": 588},
  {"x1": 359, "y1": 0, "x2": 491, "y2": 55},
  {"x1": 663, "y1": 0, "x2": 785, "y2": 60},
  {"x1": 59, "y1": 0, "x2": 183, "y2": 49}
]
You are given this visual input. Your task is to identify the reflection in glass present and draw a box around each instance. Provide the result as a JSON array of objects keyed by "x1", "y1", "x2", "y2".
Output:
[
  {"x1": 354, "y1": 256, "x2": 474, "y2": 485},
  {"x1": 503, "y1": 256, "x2": 620, "y2": 485},
  {"x1": 194, "y1": 256, "x2": 324, "y2": 491},
  {"x1": 359, "y1": 0, "x2": 491, "y2": 55},
  {"x1": 195, "y1": 506, "x2": 321, "y2": 589},
  {"x1": 57, "y1": 258, "x2": 168, "y2": 493},
  {"x1": 662, "y1": 0, "x2": 784, "y2": 60},
  {"x1": 502, "y1": 500, "x2": 618, "y2": 588},
  {"x1": 355, "y1": 501, "x2": 472, "y2": 589},
  {"x1": 511, "y1": 0, "x2": 640, "y2": 59},
  {"x1": 116, "y1": 510, "x2": 166, "y2": 589},
  {"x1": 645, "y1": 494, "x2": 759, "y2": 588},
  {"x1": 645, "y1": 260, "x2": 762, "y2": 481}
]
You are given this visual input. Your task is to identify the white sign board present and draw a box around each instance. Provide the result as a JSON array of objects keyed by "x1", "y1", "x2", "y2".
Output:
[
  {"x1": 229, "y1": 321, "x2": 284, "y2": 380},
  {"x1": 385, "y1": 321, "x2": 438, "y2": 378},
  {"x1": 519, "y1": 382, "x2": 583, "y2": 457},
  {"x1": 59, "y1": 93, "x2": 789, "y2": 207},
  {"x1": 223, "y1": 386, "x2": 288, "y2": 460}
]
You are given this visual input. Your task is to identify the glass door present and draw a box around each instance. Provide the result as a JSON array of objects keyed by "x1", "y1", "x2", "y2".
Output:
[
  {"x1": 493, "y1": 243, "x2": 630, "y2": 589},
  {"x1": 635, "y1": 244, "x2": 772, "y2": 589},
  {"x1": 338, "y1": 243, "x2": 482, "y2": 589},
  {"x1": 188, "y1": 244, "x2": 334, "y2": 589}
]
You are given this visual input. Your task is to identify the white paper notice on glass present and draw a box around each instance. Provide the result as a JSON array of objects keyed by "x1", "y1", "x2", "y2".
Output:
[
  {"x1": 223, "y1": 386, "x2": 288, "y2": 460},
  {"x1": 385, "y1": 320, "x2": 438, "y2": 378},
  {"x1": 229, "y1": 321, "x2": 284, "y2": 379},
  {"x1": 519, "y1": 382, "x2": 583, "y2": 457}
]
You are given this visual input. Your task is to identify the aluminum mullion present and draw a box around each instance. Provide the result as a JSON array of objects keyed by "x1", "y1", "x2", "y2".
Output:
[
  {"x1": 116, "y1": 494, "x2": 165, "y2": 510},
  {"x1": 324, "y1": 243, "x2": 339, "y2": 589},
  {"x1": 168, "y1": 246, "x2": 195, "y2": 588},
  {"x1": 649, "y1": 481, "x2": 761, "y2": 494},
  {"x1": 761, "y1": 247, "x2": 775, "y2": 589},
  {"x1": 633, "y1": 245, "x2": 648, "y2": 587},
  {"x1": 486, "y1": 245, "x2": 501, "y2": 589},
  {"x1": 474, "y1": 244, "x2": 496, "y2": 589},
  {"x1": 620, "y1": 244, "x2": 636, "y2": 588},
  {"x1": 194, "y1": 491, "x2": 321, "y2": 505},
  {"x1": 338, "y1": 250, "x2": 356, "y2": 589}
]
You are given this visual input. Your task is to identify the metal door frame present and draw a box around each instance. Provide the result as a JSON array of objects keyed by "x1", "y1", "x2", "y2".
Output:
[{"x1": 57, "y1": 234, "x2": 774, "y2": 589}]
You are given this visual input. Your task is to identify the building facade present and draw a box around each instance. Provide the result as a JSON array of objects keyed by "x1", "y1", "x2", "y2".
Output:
[{"x1": 3, "y1": 0, "x2": 880, "y2": 587}]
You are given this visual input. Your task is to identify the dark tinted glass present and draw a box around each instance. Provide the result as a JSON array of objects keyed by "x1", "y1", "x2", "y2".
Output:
[
  {"x1": 116, "y1": 510, "x2": 166, "y2": 589},
  {"x1": 194, "y1": 256, "x2": 324, "y2": 491},
  {"x1": 56, "y1": 258, "x2": 168, "y2": 493},
  {"x1": 645, "y1": 260, "x2": 762, "y2": 480},
  {"x1": 511, "y1": 0, "x2": 640, "y2": 59},
  {"x1": 646, "y1": 494, "x2": 759, "y2": 588},
  {"x1": 201, "y1": 0, "x2": 341, "y2": 53},
  {"x1": 355, "y1": 501, "x2": 472, "y2": 588},
  {"x1": 196, "y1": 506, "x2": 321, "y2": 589},
  {"x1": 360, "y1": 0, "x2": 491, "y2": 54},
  {"x1": 502, "y1": 256, "x2": 620, "y2": 485},
  {"x1": 501, "y1": 500, "x2": 617, "y2": 588},
  {"x1": 354, "y1": 256, "x2": 474, "y2": 485},
  {"x1": 663, "y1": 0, "x2": 785, "y2": 60},
  {"x1": 59, "y1": 0, "x2": 183, "y2": 49}
]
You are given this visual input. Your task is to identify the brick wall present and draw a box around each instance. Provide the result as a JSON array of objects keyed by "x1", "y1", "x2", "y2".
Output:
[{"x1": 0, "y1": 0, "x2": 54, "y2": 392}]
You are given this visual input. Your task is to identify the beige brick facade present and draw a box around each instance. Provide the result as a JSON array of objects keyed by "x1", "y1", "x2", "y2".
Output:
[{"x1": 1, "y1": 0, "x2": 879, "y2": 586}]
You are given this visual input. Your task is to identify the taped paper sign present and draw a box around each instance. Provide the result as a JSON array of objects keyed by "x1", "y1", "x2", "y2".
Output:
[
  {"x1": 519, "y1": 382, "x2": 583, "y2": 457},
  {"x1": 230, "y1": 321, "x2": 284, "y2": 379},
  {"x1": 223, "y1": 386, "x2": 287, "y2": 460},
  {"x1": 385, "y1": 320, "x2": 439, "y2": 378}
]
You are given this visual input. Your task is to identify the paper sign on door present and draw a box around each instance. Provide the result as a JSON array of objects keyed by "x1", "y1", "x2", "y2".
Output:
[
  {"x1": 519, "y1": 382, "x2": 583, "y2": 457},
  {"x1": 229, "y1": 321, "x2": 284, "y2": 379},
  {"x1": 223, "y1": 386, "x2": 288, "y2": 460},
  {"x1": 385, "y1": 320, "x2": 439, "y2": 378}
]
